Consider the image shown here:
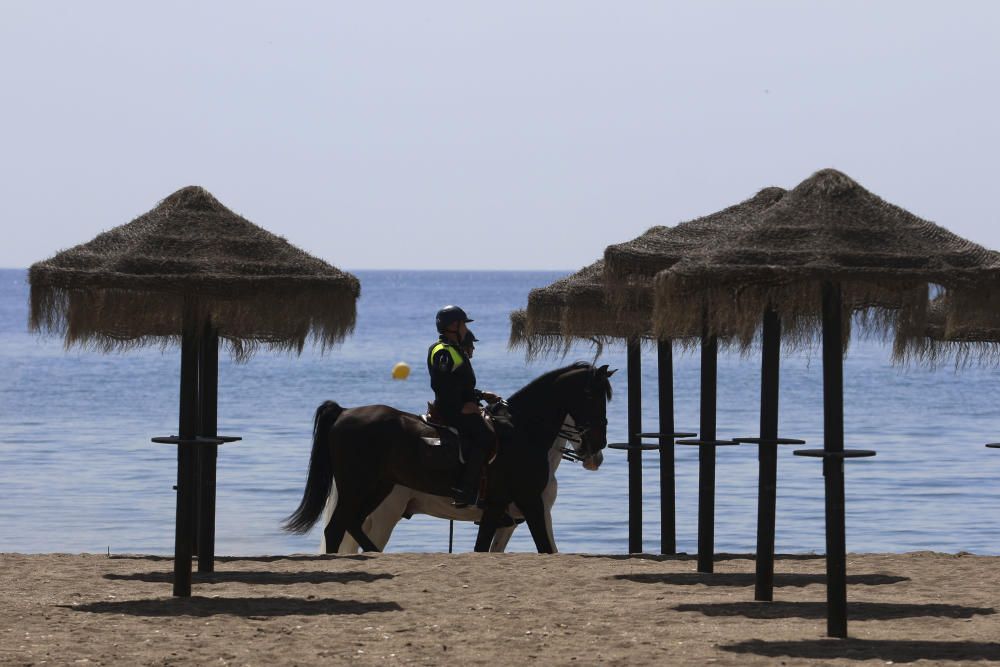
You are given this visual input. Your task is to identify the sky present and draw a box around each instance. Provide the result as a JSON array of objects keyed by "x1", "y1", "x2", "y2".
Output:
[{"x1": 1, "y1": 1, "x2": 998, "y2": 270}]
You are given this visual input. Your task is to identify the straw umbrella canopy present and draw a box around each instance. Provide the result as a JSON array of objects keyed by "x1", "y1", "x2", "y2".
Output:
[
  {"x1": 655, "y1": 170, "x2": 1000, "y2": 347},
  {"x1": 653, "y1": 168, "x2": 1000, "y2": 638},
  {"x1": 28, "y1": 185, "x2": 360, "y2": 597},
  {"x1": 30, "y1": 186, "x2": 359, "y2": 360}
]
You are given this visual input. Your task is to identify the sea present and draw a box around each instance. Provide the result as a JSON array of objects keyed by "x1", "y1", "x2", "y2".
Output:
[{"x1": 1, "y1": 268, "x2": 998, "y2": 556}]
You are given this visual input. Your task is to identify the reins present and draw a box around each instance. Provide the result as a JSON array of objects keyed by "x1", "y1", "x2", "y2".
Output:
[{"x1": 502, "y1": 363, "x2": 610, "y2": 466}]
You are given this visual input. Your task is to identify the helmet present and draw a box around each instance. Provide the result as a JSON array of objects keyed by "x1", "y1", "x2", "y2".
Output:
[{"x1": 436, "y1": 305, "x2": 473, "y2": 333}]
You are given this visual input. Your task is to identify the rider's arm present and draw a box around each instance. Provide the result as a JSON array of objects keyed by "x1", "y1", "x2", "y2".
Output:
[{"x1": 430, "y1": 349, "x2": 464, "y2": 417}]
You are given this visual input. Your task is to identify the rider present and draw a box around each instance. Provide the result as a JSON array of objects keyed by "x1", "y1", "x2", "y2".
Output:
[{"x1": 428, "y1": 305, "x2": 500, "y2": 507}]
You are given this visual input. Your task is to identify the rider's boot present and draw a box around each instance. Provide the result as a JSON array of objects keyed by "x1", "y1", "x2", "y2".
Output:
[{"x1": 452, "y1": 443, "x2": 487, "y2": 508}]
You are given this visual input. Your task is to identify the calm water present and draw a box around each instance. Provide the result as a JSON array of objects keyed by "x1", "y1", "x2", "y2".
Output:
[{"x1": 1, "y1": 268, "x2": 998, "y2": 555}]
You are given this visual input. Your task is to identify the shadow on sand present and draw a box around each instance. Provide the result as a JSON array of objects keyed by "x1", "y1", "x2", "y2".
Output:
[
  {"x1": 60, "y1": 596, "x2": 402, "y2": 617},
  {"x1": 721, "y1": 639, "x2": 1000, "y2": 663},
  {"x1": 612, "y1": 572, "x2": 909, "y2": 587},
  {"x1": 107, "y1": 554, "x2": 373, "y2": 563},
  {"x1": 104, "y1": 570, "x2": 393, "y2": 585},
  {"x1": 575, "y1": 553, "x2": 825, "y2": 563},
  {"x1": 674, "y1": 601, "x2": 995, "y2": 621}
]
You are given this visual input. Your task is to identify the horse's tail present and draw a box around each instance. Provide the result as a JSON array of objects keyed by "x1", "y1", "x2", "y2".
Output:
[{"x1": 283, "y1": 400, "x2": 346, "y2": 534}]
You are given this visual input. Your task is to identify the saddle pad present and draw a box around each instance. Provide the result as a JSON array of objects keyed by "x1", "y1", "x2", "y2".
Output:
[
  {"x1": 417, "y1": 415, "x2": 496, "y2": 466},
  {"x1": 419, "y1": 414, "x2": 458, "y2": 435},
  {"x1": 421, "y1": 436, "x2": 468, "y2": 464},
  {"x1": 419, "y1": 437, "x2": 496, "y2": 465}
]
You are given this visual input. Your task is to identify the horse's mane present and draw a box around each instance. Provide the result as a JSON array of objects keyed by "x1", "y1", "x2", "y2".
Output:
[{"x1": 507, "y1": 361, "x2": 612, "y2": 405}]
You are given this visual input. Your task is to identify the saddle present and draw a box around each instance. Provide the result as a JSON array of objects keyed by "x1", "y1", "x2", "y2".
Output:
[{"x1": 418, "y1": 403, "x2": 499, "y2": 469}]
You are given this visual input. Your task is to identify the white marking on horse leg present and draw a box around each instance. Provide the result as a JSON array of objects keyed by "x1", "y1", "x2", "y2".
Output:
[
  {"x1": 319, "y1": 481, "x2": 339, "y2": 554},
  {"x1": 543, "y1": 504, "x2": 557, "y2": 554},
  {"x1": 366, "y1": 486, "x2": 410, "y2": 551},
  {"x1": 490, "y1": 525, "x2": 515, "y2": 552},
  {"x1": 337, "y1": 533, "x2": 361, "y2": 554},
  {"x1": 541, "y1": 455, "x2": 560, "y2": 553}
]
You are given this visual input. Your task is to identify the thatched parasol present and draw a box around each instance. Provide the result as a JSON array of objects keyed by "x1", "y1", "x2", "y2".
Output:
[
  {"x1": 655, "y1": 169, "x2": 1000, "y2": 347},
  {"x1": 652, "y1": 168, "x2": 1000, "y2": 638},
  {"x1": 30, "y1": 186, "x2": 359, "y2": 361},
  {"x1": 28, "y1": 186, "x2": 360, "y2": 597},
  {"x1": 601, "y1": 187, "x2": 788, "y2": 569}
]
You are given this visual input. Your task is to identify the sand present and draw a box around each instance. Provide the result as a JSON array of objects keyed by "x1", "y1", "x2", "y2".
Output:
[{"x1": 1, "y1": 551, "x2": 998, "y2": 665}]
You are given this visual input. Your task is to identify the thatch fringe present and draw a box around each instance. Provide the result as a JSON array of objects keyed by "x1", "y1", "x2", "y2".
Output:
[
  {"x1": 508, "y1": 309, "x2": 614, "y2": 360},
  {"x1": 892, "y1": 336, "x2": 1000, "y2": 369},
  {"x1": 30, "y1": 281, "x2": 357, "y2": 364},
  {"x1": 654, "y1": 270, "x2": 928, "y2": 353},
  {"x1": 892, "y1": 292, "x2": 1000, "y2": 368}
]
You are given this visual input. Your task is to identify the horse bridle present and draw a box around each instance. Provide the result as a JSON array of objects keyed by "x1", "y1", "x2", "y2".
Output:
[{"x1": 558, "y1": 413, "x2": 608, "y2": 463}]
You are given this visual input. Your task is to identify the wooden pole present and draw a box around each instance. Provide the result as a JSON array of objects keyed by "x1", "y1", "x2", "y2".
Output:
[
  {"x1": 697, "y1": 331, "x2": 718, "y2": 573},
  {"x1": 755, "y1": 308, "x2": 781, "y2": 600},
  {"x1": 822, "y1": 282, "x2": 848, "y2": 638},
  {"x1": 657, "y1": 339, "x2": 677, "y2": 555},
  {"x1": 197, "y1": 324, "x2": 219, "y2": 573},
  {"x1": 173, "y1": 299, "x2": 200, "y2": 597},
  {"x1": 627, "y1": 337, "x2": 643, "y2": 554}
]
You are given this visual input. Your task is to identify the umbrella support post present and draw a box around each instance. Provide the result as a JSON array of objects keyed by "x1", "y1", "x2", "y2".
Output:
[
  {"x1": 821, "y1": 282, "x2": 848, "y2": 638},
  {"x1": 657, "y1": 339, "x2": 676, "y2": 555},
  {"x1": 696, "y1": 332, "x2": 718, "y2": 573},
  {"x1": 626, "y1": 337, "x2": 643, "y2": 554},
  {"x1": 197, "y1": 324, "x2": 220, "y2": 574},
  {"x1": 756, "y1": 309, "x2": 780, "y2": 601},
  {"x1": 792, "y1": 285, "x2": 874, "y2": 637},
  {"x1": 173, "y1": 302, "x2": 200, "y2": 597}
]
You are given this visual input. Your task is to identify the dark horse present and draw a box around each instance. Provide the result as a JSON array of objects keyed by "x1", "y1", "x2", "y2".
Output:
[{"x1": 284, "y1": 362, "x2": 614, "y2": 553}]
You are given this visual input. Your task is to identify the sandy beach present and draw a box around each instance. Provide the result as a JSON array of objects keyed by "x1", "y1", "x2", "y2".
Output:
[{"x1": 1, "y1": 551, "x2": 998, "y2": 665}]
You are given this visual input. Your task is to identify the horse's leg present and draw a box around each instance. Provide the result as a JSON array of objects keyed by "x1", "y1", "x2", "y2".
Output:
[
  {"x1": 348, "y1": 526, "x2": 381, "y2": 553},
  {"x1": 489, "y1": 525, "x2": 515, "y2": 552},
  {"x1": 364, "y1": 488, "x2": 410, "y2": 551},
  {"x1": 343, "y1": 486, "x2": 407, "y2": 553},
  {"x1": 540, "y1": 483, "x2": 558, "y2": 554},
  {"x1": 323, "y1": 504, "x2": 350, "y2": 555},
  {"x1": 324, "y1": 476, "x2": 366, "y2": 554},
  {"x1": 338, "y1": 533, "x2": 361, "y2": 554},
  {"x1": 335, "y1": 511, "x2": 373, "y2": 554},
  {"x1": 516, "y1": 494, "x2": 555, "y2": 554},
  {"x1": 474, "y1": 503, "x2": 505, "y2": 552},
  {"x1": 346, "y1": 482, "x2": 395, "y2": 552}
]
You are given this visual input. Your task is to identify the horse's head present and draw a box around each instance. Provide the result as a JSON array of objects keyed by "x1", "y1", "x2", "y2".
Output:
[{"x1": 556, "y1": 363, "x2": 615, "y2": 470}]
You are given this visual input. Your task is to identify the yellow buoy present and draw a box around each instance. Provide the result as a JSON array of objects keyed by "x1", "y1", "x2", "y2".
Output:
[{"x1": 391, "y1": 361, "x2": 411, "y2": 380}]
